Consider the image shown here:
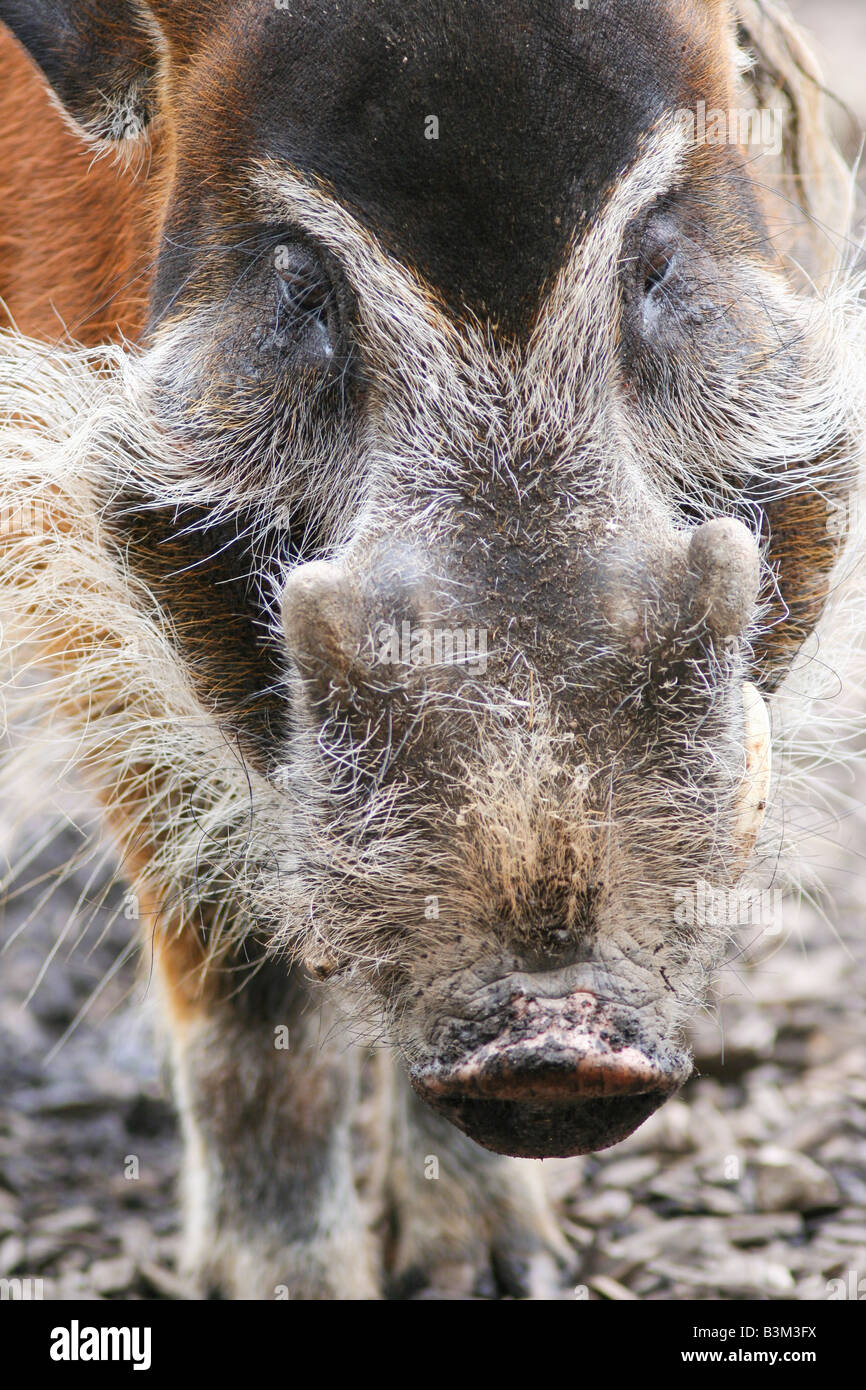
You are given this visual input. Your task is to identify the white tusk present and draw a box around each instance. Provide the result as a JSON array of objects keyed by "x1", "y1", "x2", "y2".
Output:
[{"x1": 732, "y1": 682, "x2": 772, "y2": 872}]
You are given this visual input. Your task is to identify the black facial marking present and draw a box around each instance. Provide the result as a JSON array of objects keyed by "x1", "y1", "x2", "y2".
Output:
[
  {"x1": 0, "y1": 0, "x2": 158, "y2": 139},
  {"x1": 152, "y1": 0, "x2": 707, "y2": 337}
]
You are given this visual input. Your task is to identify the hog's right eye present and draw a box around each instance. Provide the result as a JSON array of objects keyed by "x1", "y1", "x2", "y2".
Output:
[{"x1": 273, "y1": 244, "x2": 341, "y2": 368}]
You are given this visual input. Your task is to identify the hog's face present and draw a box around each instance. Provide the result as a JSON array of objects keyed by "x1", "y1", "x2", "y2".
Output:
[{"x1": 10, "y1": 0, "x2": 859, "y2": 1157}]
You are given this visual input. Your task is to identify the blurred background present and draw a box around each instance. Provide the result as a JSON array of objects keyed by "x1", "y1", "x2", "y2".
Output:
[
  {"x1": 0, "y1": 2, "x2": 864, "y2": 1302},
  {"x1": 789, "y1": 0, "x2": 866, "y2": 145}
]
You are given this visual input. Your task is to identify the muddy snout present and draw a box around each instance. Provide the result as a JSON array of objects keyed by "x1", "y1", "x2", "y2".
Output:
[{"x1": 410, "y1": 983, "x2": 692, "y2": 1159}]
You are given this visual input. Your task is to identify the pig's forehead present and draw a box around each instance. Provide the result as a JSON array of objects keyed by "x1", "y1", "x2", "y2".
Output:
[{"x1": 171, "y1": 0, "x2": 730, "y2": 332}]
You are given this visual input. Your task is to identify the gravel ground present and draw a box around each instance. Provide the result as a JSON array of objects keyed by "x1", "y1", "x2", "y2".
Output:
[
  {"x1": 0, "y1": 822, "x2": 187, "y2": 1301},
  {"x1": 1, "y1": 3, "x2": 864, "y2": 1304}
]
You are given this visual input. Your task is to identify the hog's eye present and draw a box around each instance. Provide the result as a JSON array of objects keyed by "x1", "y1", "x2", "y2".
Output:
[
  {"x1": 638, "y1": 217, "x2": 678, "y2": 303},
  {"x1": 273, "y1": 244, "x2": 340, "y2": 367},
  {"x1": 633, "y1": 216, "x2": 682, "y2": 336},
  {"x1": 642, "y1": 243, "x2": 675, "y2": 299}
]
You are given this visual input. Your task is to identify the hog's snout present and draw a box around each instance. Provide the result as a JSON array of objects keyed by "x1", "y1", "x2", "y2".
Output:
[{"x1": 409, "y1": 985, "x2": 692, "y2": 1159}]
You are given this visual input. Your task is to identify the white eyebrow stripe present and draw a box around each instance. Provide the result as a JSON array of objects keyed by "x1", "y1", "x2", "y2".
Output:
[
  {"x1": 527, "y1": 114, "x2": 688, "y2": 390},
  {"x1": 253, "y1": 159, "x2": 464, "y2": 371},
  {"x1": 598, "y1": 112, "x2": 688, "y2": 240},
  {"x1": 256, "y1": 113, "x2": 685, "y2": 330},
  {"x1": 253, "y1": 116, "x2": 687, "y2": 431}
]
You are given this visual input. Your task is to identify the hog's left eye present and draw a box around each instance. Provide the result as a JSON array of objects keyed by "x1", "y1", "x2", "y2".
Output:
[
  {"x1": 637, "y1": 217, "x2": 679, "y2": 303},
  {"x1": 631, "y1": 215, "x2": 684, "y2": 339},
  {"x1": 273, "y1": 245, "x2": 341, "y2": 366},
  {"x1": 642, "y1": 244, "x2": 675, "y2": 299}
]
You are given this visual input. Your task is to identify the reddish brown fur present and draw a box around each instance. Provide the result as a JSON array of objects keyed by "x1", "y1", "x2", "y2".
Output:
[
  {"x1": 0, "y1": 28, "x2": 159, "y2": 343},
  {"x1": 0, "y1": 31, "x2": 210, "y2": 1013}
]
